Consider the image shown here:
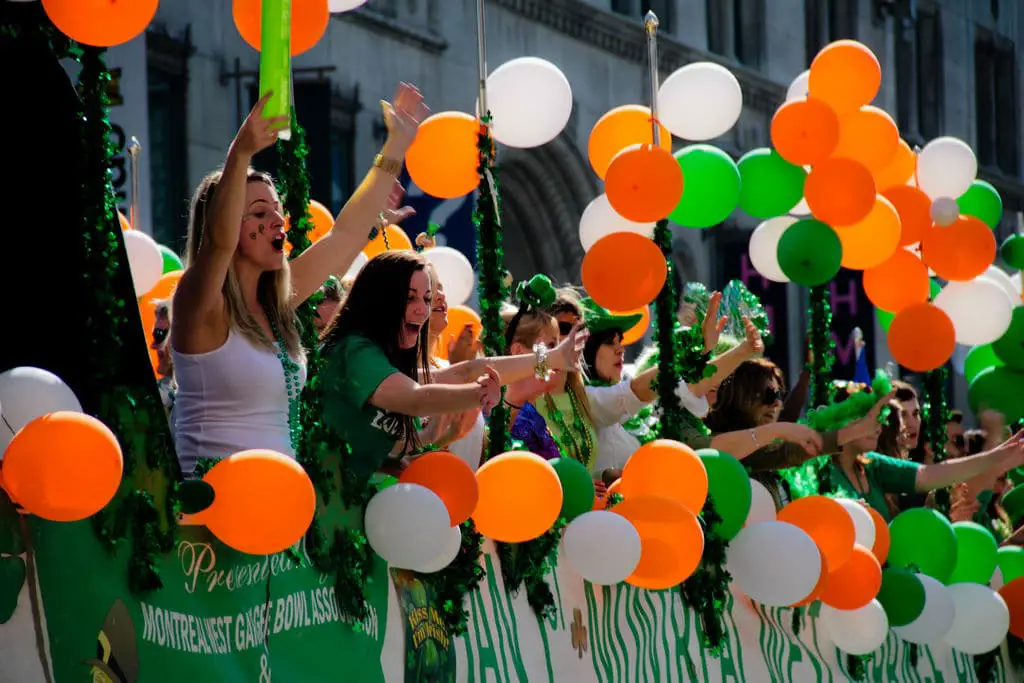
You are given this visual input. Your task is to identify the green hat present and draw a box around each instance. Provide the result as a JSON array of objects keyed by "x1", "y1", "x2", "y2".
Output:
[
  {"x1": 1002, "y1": 486, "x2": 1024, "y2": 528},
  {"x1": 580, "y1": 297, "x2": 643, "y2": 335}
]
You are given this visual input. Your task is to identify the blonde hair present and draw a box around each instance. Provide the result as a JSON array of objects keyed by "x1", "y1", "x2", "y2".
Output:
[{"x1": 184, "y1": 168, "x2": 303, "y2": 360}]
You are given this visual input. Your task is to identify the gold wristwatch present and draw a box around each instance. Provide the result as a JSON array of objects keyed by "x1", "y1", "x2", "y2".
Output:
[{"x1": 373, "y1": 153, "x2": 402, "y2": 176}]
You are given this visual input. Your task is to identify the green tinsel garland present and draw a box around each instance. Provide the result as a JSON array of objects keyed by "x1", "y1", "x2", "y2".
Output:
[
  {"x1": 920, "y1": 366, "x2": 950, "y2": 514},
  {"x1": 974, "y1": 647, "x2": 999, "y2": 682},
  {"x1": 679, "y1": 497, "x2": 730, "y2": 654},
  {"x1": 432, "y1": 520, "x2": 486, "y2": 636},
  {"x1": 807, "y1": 284, "x2": 836, "y2": 409},
  {"x1": 651, "y1": 219, "x2": 686, "y2": 441},
  {"x1": 844, "y1": 653, "x2": 868, "y2": 681},
  {"x1": 496, "y1": 519, "x2": 567, "y2": 620}
]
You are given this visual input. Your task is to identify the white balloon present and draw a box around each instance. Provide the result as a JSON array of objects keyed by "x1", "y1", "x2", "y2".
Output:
[
  {"x1": 727, "y1": 522, "x2": 821, "y2": 606},
  {"x1": 790, "y1": 197, "x2": 811, "y2": 216},
  {"x1": 991, "y1": 565, "x2": 1005, "y2": 591},
  {"x1": 343, "y1": 252, "x2": 368, "y2": 280},
  {"x1": 364, "y1": 484, "x2": 451, "y2": 570},
  {"x1": 835, "y1": 499, "x2": 876, "y2": 550},
  {"x1": 917, "y1": 137, "x2": 977, "y2": 200},
  {"x1": 820, "y1": 600, "x2": 889, "y2": 655},
  {"x1": 749, "y1": 216, "x2": 796, "y2": 283},
  {"x1": 1011, "y1": 272, "x2": 1022, "y2": 297},
  {"x1": 0, "y1": 367, "x2": 83, "y2": 456},
  {"x1": 930, "y1": 196, "x2": 960, "y2": 226},
  {"x1": 658, "y1": 62, "x2": 743, "y2": 141},
  {"x1": 481, "y1": 57, "x2": 572, "y2": 149},
  {"x1": 892, "y1": 574, "x2": 955, "y2": 645},
  {"x1": 979, "y1": 265, "x2": 1019, "y2": 304},
  {"x1": 123, "y1": 231, "x2": 164, "y2": 297},
  {"x1": 563, "y1": 510, "x2": 642, "y2": 585},
  {"x1": 934, "y1": 279, "x2": 1013, "y2": 345},
  {"x1": 416, "y1": 525, "x2": 462, "y2": 573},
  {"x1": 747, "y1": 479, "x2": 777, "y2": 525},
  {"x1": 423, "y1": 246, "x2": 475, "y2": 307},
  {"x1": 579, "y1": 194, "x2": 656, "y2": 251},
  {"x1": 944, "y1": 583, "x2": 1010, "y2": 655},
  {"x1": 786, "y1": 71, "x2": 810, "y2": 102},
  {"x1": 328, "y1": 0, "x2": 368, "y2": 11}
]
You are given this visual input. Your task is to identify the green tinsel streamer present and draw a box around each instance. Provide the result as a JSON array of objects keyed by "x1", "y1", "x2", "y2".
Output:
[
  {"x1": 496, "y1": 519, "x2": 566, "y2": 620},
  {"x1": 680, "y1": 497, "x2": 730, "y2": 654},
  {"x1": 652, "y1": 219, "x2": 685, "y2": 441},
  {"x1": 844, "y1": 653, "x2": 868, "y2": 681},
  {"x1": 974, "y1": 647, "x2": 999, "y2": 683},
  {"x1": 432, "y1": 520, "x2": 486, "y2": 636},
  {"x1": 473, "y1": 117, "x2": 510, "y2": 460},
  {"x1": 920, "y1": 366, "x2": 950, "y2": 514},
  {"x1": 807, "y1": 284, "x2": 835, "y2": 409}
]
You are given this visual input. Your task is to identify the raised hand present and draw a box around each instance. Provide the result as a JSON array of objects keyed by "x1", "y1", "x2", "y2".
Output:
[
  {"x1": 741, "y1": 316, "x2": 764, "y2": 355},
  {"x1": 838, "y1": 391, "x2": 894, "y2": 446},
  {"x1": 552, "y1": 324, "x2": 589, "y2": 371},
  {"x1": 382, "y1": 82, "x2": 430, "y2": 151},
  {"x1": 233, "y1": 92, "x2": 290, "y2": 158},
  {"x1": 769, "y1": 423, "x2": 824, "y2": 457},
  {"x1": 379, "y1": 179, "x2": 416, "y2": 226},
  {"x1": 702, "y1": 291, "x2": 728, "y2": 352}
]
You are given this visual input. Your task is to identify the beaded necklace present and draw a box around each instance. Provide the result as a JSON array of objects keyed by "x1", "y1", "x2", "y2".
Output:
[
  {"x1": 265, "y1": 309, "x2": 303, "y2": 453},
  {"x1": 542, "y1": 389, "x2": 594, "y2": 470}
]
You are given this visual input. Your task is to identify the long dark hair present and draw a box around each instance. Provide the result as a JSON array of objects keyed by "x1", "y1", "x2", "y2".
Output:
[
  {"x1": 705, "y1": 358, "x2": 786, "y2": 433},
  {"x1": 322, "y1": 250, "x2": 432, "y2": 451},
  {"x1": 583, "y1": 328, "x2": 622, "y2": 383}
]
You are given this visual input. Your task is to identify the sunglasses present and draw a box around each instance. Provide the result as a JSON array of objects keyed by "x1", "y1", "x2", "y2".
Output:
[
  {"x1": 762, "y1": 386, "x2": 785, "y2": 405},
  {"x1": 152, "y1": 327, "x2": 168, "y2": 344},
  {"x1": 558, "y1": 321, "x2": 574, "y2": 336}
]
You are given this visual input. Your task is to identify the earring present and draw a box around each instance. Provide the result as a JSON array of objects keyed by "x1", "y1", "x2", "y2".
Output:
[{"x1": 249, "y1": 232, "x2": 257, "y2": 240}]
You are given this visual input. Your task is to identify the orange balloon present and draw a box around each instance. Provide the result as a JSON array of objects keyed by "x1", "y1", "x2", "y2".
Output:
[
  {"x1": 588, "y1": 105, "x2": 672, "y2": 180},
  {"x1": 862, "y1": 249, "x2": 930, "y2": 314},
  {"x1": 832, "y1": 106, "x2": 900, "y2": 171},
  {"x1": 791, "y1": 552, "x2": 830, "y2": 607},
  {"x1": 770, "y1": 98, "x2": 840, "y2": 166},
  {"x1": 474, "y1": 452, "x2": 562, "y2": 543},
  {"x1": 581, "y1": 232, "x2": 666, "y2": 311},
  {"x1": 610, "y1": 305, "x2": 651, "y2": 346},
  {"x1": 363, "y1": 225, "x2": 413, "y2": 258},
  {"x1": 920, "y1": 216, "x2": 997, "y2": 281},
  {"x1": 867, "y1": 506, "x2": 890, "y2": 564},
  {"x1": 613, "y1": 494, "x2": 704, "y2": 589},
  {"x1": 998, "y1": 577, "x2": 1024, "y2": 639},
  {"x1": 808, "y1": 40, "x2": 882, "y2": 116},
  {"x1": 778, "y1": 496, "x2": 856, "y2": 571},
  {"x1": 42, "y1": 0, "x2": 157, "y2": 47},
  {"x1": 619, "y1": 439, "x2": 708, "y2": 514},
  {"x1": 137, "y1": 297, "x2": 160, "y2": 375},
  {"x1": 118, "y1": 211, "x2": 132, "y2": 231},
  {"x1": 435, "y1": 305, "x2": 483, "y2": 362},
  {"x1": 232, "y1": 0, "x2": 330, "y2": 56},
  {"x1": 605, "y1": 145, "x2": 684, "y2": 223},
  {"x1": 805, "y1": 157, "x2": 876, "y2": 227},
  {"x1": 888, "y1": 302, "x2": 956, "y2": 372},
  {"x1": 399, "y1": 451, "x2": 479, "y2": 526},
  {"x1": 874, "y1": 139, "x2": 917, "y2": 191},
  {"x1": 284, "y1": 200, "x2": 335, "y2": 248},
  {"x1": 406, "y1": 112, "x2": 479, "y2": 200},
  {"x1": 882, "y1": 185, "x2": 932, "y2": 247},
  {"x1": 203, "y1": 449, "x2": 316, "y2": 555},
  {"x1": 2, "y1": 412, "x2": 122, "y2": 522},
  {"x1": 836, "y1": 196, "x2": 901, "y2": 270},
  {"x1": 144, "y1": 270, "x2": 184, "y2": 305},
  {"x1": 819, "y1": 544, "x2": 883, "y2": 610},
  {"x1": 593, "y1": 478, "x2": 623, "y2": 510}
]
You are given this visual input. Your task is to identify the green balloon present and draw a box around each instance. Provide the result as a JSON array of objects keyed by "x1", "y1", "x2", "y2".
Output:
[
  {"x1": 968, "y1": 365, "x2": 1024, "y2": 422},
  {"x1": 776, "y1": 219, "x2": 842, "y2": 286},
  {"x1": 876, "y1": 568, "x2": 926, "y2": 627},
  {"x1": 876, "y1": 279, "x2": 942, "y2": 333},
  {"x1": 696, "y1": 448, "x2": 752, "y2": 540},
  {"x1": 550, "y1": 458, "x2": 595, "y2": 523},
  {"x1": 992, "y1": 307, "x2": 1024, "y2": 371},
  {"x1": 1000, "y1": 234, "x2": 1024, "y2": 270},
  {"x1": 668, "y1": 144, "x2": 741, "y2": 229},
  {"x1": 947, "y1": 522, "x2": 998, "y2": 584},
  {"x1": 736, "y1": 148, "x2": 806, "y2": 219},
  {"x1": 964, "y1": 344, "x2": 1004, "y2": 384},
  {"x1": 997, "y1": 546, "x2": 1024, "y2": 584},
  {"x1": 887, "y1": 507, "x2": 958, "y2": 583},
  {"x1": 957, "y1": 179, "x2": 1003, "y2": 228},
  {"x1": 160, "y1": 245, "x2": 184, "y2": 274},
  {"x1": 1009, "y1": 467, "x2": 1024, "y2": 487}
]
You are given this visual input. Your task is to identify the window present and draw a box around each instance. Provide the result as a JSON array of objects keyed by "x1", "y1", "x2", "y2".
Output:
[
  {"x1": 611, "y1": 0, "x2": 674, "y2": 33},
  {"x1": 975, "y1": 32, "x2": 1020, "y2": 175},
  {"x1": 707, "y1": 0, "x2": 764, "y2": 68},
  {"x1": 147, "y1": 32, "x2": 192, "y2": 251},
  {"x1": 895, "y1": 3, "x2": 942, "y2": 144},
  {"x1": 806, "y1": 0, "x2": 858, "y2": 65},
  {"x1": 329, "y1": 93, "x2": 358, "y2": 215}
]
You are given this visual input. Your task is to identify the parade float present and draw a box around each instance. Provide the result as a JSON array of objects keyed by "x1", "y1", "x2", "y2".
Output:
[{"x1": 2, "y1": 1, "x2": 1024, "y2": 682}]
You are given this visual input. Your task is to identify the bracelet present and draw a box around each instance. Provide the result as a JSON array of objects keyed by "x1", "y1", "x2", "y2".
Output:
[
  {"x1": 750, "y1": 428, "x2": 760, "y2": 448},
  {"x1": 533, "y1": 342, "x2": 552, "y2": 381},
  {"x1": 503, "y1": 398, "x2": 523, "y2": 410},
  {"x1": 373, "y1": 153, "x2": 402, "y2": 176}
]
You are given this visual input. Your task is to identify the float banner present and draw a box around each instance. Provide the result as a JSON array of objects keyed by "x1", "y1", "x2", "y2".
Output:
[{"x1": 2, "y1": 521, "x2": 1020, "y2": 683}]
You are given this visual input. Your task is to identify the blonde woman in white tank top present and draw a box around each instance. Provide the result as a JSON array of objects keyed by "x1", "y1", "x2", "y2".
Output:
[{"x1": 170, "y1": 85, "x2": 430, "y2": 475}]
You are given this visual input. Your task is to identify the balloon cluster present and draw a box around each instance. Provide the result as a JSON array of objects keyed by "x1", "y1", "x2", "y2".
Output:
[{"x1": 746, "y1": 39, "x2": 1012, "y2": 374}]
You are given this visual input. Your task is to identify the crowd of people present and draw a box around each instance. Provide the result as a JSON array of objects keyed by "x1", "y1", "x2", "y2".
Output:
[{"x1": 149, "y1": 82, "x2": 1024, "y2": 553}]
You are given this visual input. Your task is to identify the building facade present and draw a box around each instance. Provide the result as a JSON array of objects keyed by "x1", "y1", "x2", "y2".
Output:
[{"x1": 111, "y1": 0, "x2": 1022, "y2": 401}]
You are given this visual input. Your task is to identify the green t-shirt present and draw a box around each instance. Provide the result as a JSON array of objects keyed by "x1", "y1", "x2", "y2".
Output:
[
  {"x1": 829, "y1": 452, "x2": 921, "y2": 522},
  {"x1": 322, "y1": 335, "x2": 405, "y2": 482}
]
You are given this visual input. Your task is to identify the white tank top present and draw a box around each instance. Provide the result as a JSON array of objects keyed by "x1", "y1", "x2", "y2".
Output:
[{"x1": 171, "y1": 330, "x2": 307, "y2": 475}]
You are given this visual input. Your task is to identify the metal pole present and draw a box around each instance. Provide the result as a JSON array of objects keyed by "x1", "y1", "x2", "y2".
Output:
[
  {"x1": 127, "y1": 136, "x2": 141, "y2": 232},
  {"x1": 644, "y1": 11, "x2": 660, "y2": 146},
  {"x1": 476, "y1": 0, "x2": 488, "y2": 118}
]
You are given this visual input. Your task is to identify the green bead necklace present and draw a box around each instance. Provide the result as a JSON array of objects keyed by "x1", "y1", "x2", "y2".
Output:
[
  {"x1": 542, "y1": 390, "x2": 594, "y2": 470},
  {"x1": 265, "y1": 309, "x2": 303, "y2": 453}
]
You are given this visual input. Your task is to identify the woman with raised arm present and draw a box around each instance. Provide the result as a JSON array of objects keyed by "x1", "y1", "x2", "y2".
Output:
[{"x1": 170, "y1": 84, "x2": 428, "y2": 475}]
